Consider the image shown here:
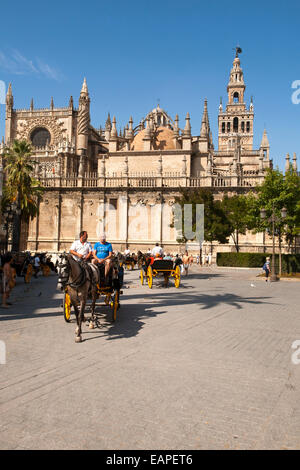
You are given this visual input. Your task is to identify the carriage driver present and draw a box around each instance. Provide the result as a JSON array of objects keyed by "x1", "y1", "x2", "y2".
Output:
[
  {"x1": 92, "y1": 233, "x2": 113, "y2": 280},
  {"x1": 69, "y1": 231, "x2": 93, "y2": 261}
]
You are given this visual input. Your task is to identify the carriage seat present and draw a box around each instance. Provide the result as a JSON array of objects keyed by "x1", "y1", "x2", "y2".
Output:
[{"x1": 151, "y1": 260, "x2": 174, "y2": 271}]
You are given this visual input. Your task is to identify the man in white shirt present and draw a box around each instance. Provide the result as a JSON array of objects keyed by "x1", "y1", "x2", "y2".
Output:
[
  {"x1": 124, "y1": 248, "x2": 130, "y2": 257},
  {"x1": 70, "y1": 231, "x2": 93, "y2": 262},
  {"x1": 152, "y1": 243, "x2": 164, "y2": 257},
  {"x1": 34, "y1": 254, "x2": 40, "y2": 278}
]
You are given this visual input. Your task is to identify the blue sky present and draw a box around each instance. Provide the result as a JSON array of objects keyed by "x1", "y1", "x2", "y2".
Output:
[{"x1": 0, "y1": 0, "x2": 300, "y2": 170}]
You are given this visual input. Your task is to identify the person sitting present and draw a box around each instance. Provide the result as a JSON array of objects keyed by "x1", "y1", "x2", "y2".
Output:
[
  {"x1": 149, "y1": 252, "x2": 162, "y2": 266},
  {"x1": 92, "y1": 233, "x2": 113, "y2": 283},
  {"x1": 163, "y1": 253, "x2": 172, "y2": 261},
  {"x1": 152, "y1": 243, "x2": 163, "y2": 257},
  {"x1": 124, "y1": 248, "x2": 130, "y2": 257},
  {"x1": 70, "y1": 231, "x2": 93, "y2": 262}
]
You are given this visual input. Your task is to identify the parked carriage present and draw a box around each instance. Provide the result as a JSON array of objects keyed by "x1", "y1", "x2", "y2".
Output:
[
  {"x1": 124, "y1": 255, "x2": 136, "y2": 270},
  {"x1": 35, "y1": 252, "x2": 56, "y2": 277},
  {"x1": 140, "y1": 256, "x2": 181, "y2": 288}
]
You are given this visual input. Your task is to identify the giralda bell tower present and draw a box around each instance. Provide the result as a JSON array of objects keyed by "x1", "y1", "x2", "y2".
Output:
[{"x1": 218, "y1": 47, "x2": 254, "y2": 151}]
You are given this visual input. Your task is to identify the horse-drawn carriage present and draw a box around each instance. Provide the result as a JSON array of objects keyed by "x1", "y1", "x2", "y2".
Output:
[
  {"x1": 35, "y1": 252, "x2": 56, "y2": 277},
  {"x1": 58, "y1": 253, "x2": 123, "y2": 342},
  {"x1": 63, "y1": 272, "x2": 121, "y2": 324},
  {"x1": 140, "y1": 256, "x2": 181, "y2": 289},
  {"x1": 119, "y1": 255, "x2": 136, "y2": 270},
  {"x1": 11, "y1": 252, "x2": 34, "y2": 283}
]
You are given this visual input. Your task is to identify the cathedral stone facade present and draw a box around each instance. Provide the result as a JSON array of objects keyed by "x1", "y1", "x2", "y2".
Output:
[{"x1": 1, "y1": 51, "x2": 297, "y2": 256}]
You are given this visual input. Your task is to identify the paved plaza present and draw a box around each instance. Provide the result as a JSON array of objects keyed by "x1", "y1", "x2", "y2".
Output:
[{"x1": 0, "y1": 266, "x2": 300, "y2": 450}]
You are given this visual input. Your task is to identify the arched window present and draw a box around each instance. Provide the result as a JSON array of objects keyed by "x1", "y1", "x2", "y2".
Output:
[
  {"x1": 246, "y1": 121, "x2": 250, "y2": 132},
  {"x1": 241, "y1": 121, "x2": 245, "y2": 132},
  {"x1": 233, "y1": 117, "x2": 239, "y2": 132},
  {"x1": 233, "y1": 92, "x2": 239, "y2": 103},
  {"x1": 227, "y1": 122, "x2": 230, "y2": 132},
  {"x1": 30, "y1": 127, "x2": 51, "y2": 147},
  {"x1": 222, "y1": 122, "x2": 225, "y2": 133}
]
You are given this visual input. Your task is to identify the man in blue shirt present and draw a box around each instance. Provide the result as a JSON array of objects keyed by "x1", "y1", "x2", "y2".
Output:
[{"x1": 92, "y1": 234, "x2": 113, "y2": 281}]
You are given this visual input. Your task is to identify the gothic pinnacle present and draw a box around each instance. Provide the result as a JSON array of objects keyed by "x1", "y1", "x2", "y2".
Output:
[
  {"x1": 293, "y1": 152, "x2": 298, "y2": 172},
  {"x1": 174, "y1": 114, "x2": 179, "y2": 136},
  {"x1": 80, "y1": 77, "x2": 89, "y2": 95},
  {"x1": 285, "y1": 153, "x2": 290, "y2": 172},
  {"x1": 260, "y1": 129, "x2": 269, "y2": 148},
  {"x1": 127, "y1": 116, "x2": 134, "y2": 139},
  {"x1": 183, "y1": 112, "x2": 191, "y2": 136},
  {"x1": 111, "y1": 116, "x2": 117, "y2": 138},
  {"x1": 6, "y1": 83, "x2": 13, "y2": 108},
  {"x1": 200, "y1": 99, "x2": 210, "y2": 138}
]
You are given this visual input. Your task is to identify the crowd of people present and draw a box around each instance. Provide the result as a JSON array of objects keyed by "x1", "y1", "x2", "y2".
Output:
[
  {"x1": 135, "y1": 243, "x2": 213, "y2": 276},
  {"x1": 0, "y1": 231, "x2": 214, "y2": 307}
]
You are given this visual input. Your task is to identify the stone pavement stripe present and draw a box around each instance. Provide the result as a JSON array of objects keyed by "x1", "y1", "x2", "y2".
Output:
[{"x1": 0, "y1": 267, "x2": 300, "y2": 449}]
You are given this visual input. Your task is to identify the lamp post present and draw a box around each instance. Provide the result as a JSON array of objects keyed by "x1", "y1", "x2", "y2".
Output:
[{"x1": 260, "y1": 205, "x2": 287, "y2": 282}]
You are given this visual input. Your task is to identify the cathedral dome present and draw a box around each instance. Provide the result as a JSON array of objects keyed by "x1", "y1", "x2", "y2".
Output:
[{"x1": 131, "y1": 126, "x2": 176, "y2": 151}]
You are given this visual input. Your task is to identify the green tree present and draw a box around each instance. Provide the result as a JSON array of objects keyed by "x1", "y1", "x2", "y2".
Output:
[
  {"x1": 172, "y1": 188, "x2": 232, "y2": 254},
  {"x1": 2, "y1": 140, "x2": 44, "y2": 251},
  {"x1": 221, "y1": 194, "x2": 250, "y2": 252},
  {"x1": 246, "y1": 167, "x2": 300, "y2": 273},
  {"x1": 280, "y1": 167, "x2": 300, "y2": 252}
]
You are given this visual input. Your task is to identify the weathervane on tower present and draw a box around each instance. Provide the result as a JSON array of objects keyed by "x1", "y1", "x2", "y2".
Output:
[{"x1": 235, "y1": 46, "x2": 242, "y2": 57}]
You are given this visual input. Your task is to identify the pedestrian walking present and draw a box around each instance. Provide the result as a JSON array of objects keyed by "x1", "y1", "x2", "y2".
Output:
[
  {"x1": 182, "y1": 251, "x2": 189, "y2": 276},
  {"x1": 1, "y1": 253, "x2": 14, "y2": 308},
  {"x1": 262, "y1": 257, "x2": 270, "y2": 282}
]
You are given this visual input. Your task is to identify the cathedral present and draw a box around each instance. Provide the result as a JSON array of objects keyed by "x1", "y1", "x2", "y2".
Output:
[{"x1": 1, "y1": 50, "x2": 297, "y2": 256}]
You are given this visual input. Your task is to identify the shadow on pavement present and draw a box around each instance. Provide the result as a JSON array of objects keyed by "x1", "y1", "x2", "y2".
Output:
[{"x1": 83, "y1": 290, "x2": 278, "y2": 343}]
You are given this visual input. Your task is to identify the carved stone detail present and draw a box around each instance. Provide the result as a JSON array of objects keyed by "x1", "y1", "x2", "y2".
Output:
[
  {"x1": 17, "y1": 117, "x2": 67, "y2": 144},
  {"x1": 78, "y1": 98, "x2": 90, "y2": 135},
  {"x1": 39, "y1": 161, "x2": 60, "y2": 176}
]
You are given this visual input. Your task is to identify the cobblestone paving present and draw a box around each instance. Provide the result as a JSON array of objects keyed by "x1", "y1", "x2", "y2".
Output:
[{"x1": 0, "y1": 266, "x2": 300, "y2": 449}]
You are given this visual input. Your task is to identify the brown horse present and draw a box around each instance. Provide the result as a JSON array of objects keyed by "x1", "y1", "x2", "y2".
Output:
[{"x1": 57, "y1": 254, "x2": 100, "y2": 342}]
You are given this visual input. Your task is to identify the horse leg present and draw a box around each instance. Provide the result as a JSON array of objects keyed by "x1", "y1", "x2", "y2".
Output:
[
  {"x1": 80, "y1": 293, "x2": 87, "y2": 323},
  {"x1": 89, "y1": 289, "x2": 97, "y2": 329},
  {"x1": 78, "y1": 297, "x2": 87, "y2": 338},
  {"x1": 74, "y1": 304, "x2": 82, "y2": 343}
]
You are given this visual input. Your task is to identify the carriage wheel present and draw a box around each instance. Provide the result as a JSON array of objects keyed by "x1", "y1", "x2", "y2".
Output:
[
  {"x1": 174, "y1": 265, "x2": 181, "y2": 288},
  {"x1": 147, "y1": 266, "x2": 153, "y2": 289},
  {"x1": 140, "y1": 269, "x2": 144, "y2": 285},
  {"x1": 112, "y1": 290, "x2": 119, "y2": 322},
  {"x1": 164, "y1": 273, "x2": 169, "y2": 288},
  {"x1": 63, "y1": 291, "x2": 72, "y2": 322},
  {"x1": 131, "y1": 262, "x2": 135, "y2": 270},
  {"x1": 24, "y1": 264, "x2": 33, "y2": 283}
]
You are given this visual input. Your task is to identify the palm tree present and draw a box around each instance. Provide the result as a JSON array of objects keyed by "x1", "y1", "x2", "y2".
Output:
[{"x1": 2, "y1": 140, "x2": 44, "y2": 251}]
